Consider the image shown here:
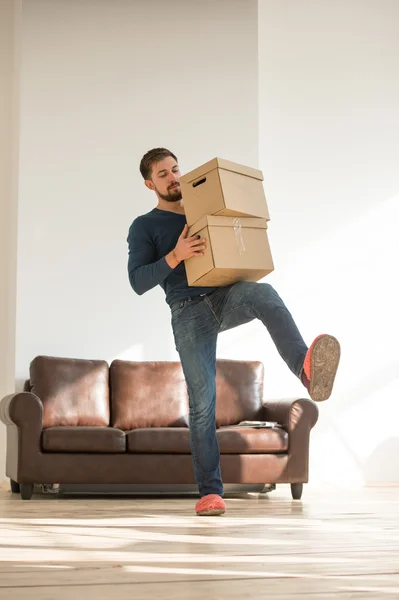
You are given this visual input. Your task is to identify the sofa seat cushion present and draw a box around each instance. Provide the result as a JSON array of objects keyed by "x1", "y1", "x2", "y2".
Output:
[
  {"x1": 127, "y1": 426, "x2": 288, "y2": 454},
  {"x1": 42, "y1": 426, "x2": 126, "y2": 453},
  {"x1": 218, "y1": 426, "x2": 288, "y2": 454}
]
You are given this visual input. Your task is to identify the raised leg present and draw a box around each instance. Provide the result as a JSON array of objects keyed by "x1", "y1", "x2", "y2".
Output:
[{"x1": 219, "y1": 282, "x2": 308, "y2": 378}]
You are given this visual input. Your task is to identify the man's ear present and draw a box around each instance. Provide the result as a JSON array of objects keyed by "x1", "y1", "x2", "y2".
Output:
[{"x1": 144, "y1": 179, "x2": 155, "y2": 191}]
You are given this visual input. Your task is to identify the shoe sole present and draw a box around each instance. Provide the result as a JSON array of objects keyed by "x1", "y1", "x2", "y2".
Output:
[
  {"x1": 309, "y1": 335, "x2": 341, "y2": 402},
  {"x1": 196, "y1": 507, "x2": 225, "y2": 516}
]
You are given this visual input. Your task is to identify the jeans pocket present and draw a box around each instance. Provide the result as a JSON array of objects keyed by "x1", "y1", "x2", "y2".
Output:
[{"x1": 171, "y1": 300, "x2": 188, "y2": 320}]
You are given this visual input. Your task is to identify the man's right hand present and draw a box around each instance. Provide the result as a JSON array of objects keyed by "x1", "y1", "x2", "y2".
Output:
[{"x1": 173, "y1": 224, "x2": 207, "y2": 263}]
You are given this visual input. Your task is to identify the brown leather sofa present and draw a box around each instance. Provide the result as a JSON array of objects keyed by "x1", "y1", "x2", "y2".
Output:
[{"x1": 0, "y1": 355, "x2": 319, "y2": 500}]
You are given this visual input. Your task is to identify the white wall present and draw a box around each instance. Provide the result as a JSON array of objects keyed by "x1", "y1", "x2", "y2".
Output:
[
  {"x1": 15, "y1": 0, "x2": 259, "y2": 388},
  {"x1": 0, "y1": 0, "x2": 21, "y2": 484},
  {"x1": 255, "y1": 0, "x2": 399, "y2": 485}
]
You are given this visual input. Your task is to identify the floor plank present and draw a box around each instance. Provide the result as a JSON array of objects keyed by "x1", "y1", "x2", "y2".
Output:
[{"x1": 0, "y1": 484, "x2": 398, "y2": 599}]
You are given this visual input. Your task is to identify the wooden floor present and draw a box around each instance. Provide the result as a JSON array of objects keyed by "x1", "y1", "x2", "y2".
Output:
[{"x1": 0, "y1": 483, "x2": 398, "y2": 599}]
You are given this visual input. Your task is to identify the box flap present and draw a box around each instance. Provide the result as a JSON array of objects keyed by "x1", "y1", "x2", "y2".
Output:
[
  {"x1": 181, "y1": 157, "x2": 264, "y2": 184},
  {"x1": 189, "y1": 216, "x2": 267, "y2": 236}
]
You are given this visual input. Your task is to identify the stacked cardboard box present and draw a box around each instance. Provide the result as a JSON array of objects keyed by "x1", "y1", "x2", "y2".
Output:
[{"x1": 180, "y1": 158, "x2": 274, "y2": 286}]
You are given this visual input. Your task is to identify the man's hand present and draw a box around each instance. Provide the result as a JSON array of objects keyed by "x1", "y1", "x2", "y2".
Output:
[
  {"x1": 166, "y1": 224, "x2": 207, "y2": 269},
  {"x1": 174, "y1": 224, "x2": 207, "y2": 262}
]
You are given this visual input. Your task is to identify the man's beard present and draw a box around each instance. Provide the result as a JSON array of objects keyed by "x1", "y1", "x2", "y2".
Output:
[{"x1": 157, "y1": 184, "x2": 182, "y2": 203}]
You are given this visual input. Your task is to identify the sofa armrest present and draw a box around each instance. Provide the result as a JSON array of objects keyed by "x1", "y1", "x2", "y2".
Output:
[
  {"x1": 261, "y1": 398, "x2": 319, "y2": 483},
  {"x1": 0, "y1": 392, "x2": 43, "y2": 428},
  {"x1": 0, "y1": 392, "x2": 43, "y2": 481},
  {"x1": 261, "y1": 397, "x2": 319, "y2": 432}
]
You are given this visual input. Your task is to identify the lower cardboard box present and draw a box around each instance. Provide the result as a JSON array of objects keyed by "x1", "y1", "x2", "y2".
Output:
[{"x1": 185, "y1": 215, "x2": 274, "y2": 287}]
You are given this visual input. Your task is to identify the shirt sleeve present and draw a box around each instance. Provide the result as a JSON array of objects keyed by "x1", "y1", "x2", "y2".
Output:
[{"x1": 127, "y1": 218, "x2": 173, "y2": 295}]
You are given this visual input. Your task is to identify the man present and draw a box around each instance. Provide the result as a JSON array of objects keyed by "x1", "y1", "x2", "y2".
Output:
[{"x1": 127, "y1": 147, "x2": 340, "y2": 516}]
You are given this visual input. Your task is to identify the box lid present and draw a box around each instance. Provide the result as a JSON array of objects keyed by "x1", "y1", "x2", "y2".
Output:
[
  {"x1": 189, "y1": 216, "x2": 268, "y2": 237},
  {"x1": 180, "y1": 157, "x2": 264, "y2": 184}
]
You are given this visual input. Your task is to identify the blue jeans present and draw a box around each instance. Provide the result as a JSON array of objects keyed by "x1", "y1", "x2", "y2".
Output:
[{"x1": 170, "y1": 281, "x2": 308, "y2": 498}]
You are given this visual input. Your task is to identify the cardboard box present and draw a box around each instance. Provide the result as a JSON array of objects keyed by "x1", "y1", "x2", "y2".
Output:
[
  {"x1": 185, "y1": 216, "x2": 274, "y2": 287},
  {"x1": 180, "y1": 157, "x2": 270, "y2": 226}
]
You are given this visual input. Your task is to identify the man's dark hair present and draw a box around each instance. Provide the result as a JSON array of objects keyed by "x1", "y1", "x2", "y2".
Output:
[{"x1": 139, "y1": 148, "x2": 178, "y2": 180}]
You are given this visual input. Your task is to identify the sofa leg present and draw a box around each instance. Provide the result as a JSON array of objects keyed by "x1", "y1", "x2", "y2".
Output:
[
  {"x1": 291, "y1": 483, "x2": 303, "y2": 500},
  {"x1": 10, "y1": 479, "x2": 20, "y2": 494},
  {"x1": 20, "y1": 483, "x2": 34, "y2": 500}
]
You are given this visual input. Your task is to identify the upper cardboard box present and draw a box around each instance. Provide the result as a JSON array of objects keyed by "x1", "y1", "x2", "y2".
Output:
[{"x1": 180, "y1": 157, "x2": 270, "y2": 226}]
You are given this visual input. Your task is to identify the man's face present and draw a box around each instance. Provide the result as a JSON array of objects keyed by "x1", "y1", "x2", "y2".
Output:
[{"x1": 146, "y1": 156, "x2": 182, "y2": 202}]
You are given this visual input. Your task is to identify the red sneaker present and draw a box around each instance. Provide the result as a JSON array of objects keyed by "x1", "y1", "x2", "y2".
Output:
[
  {"x1": 195, "y1": 494, "x2": 226, "y2": 516},
  {"x1": 302, "y1": 334, "x2": 341, "y2": 402}
]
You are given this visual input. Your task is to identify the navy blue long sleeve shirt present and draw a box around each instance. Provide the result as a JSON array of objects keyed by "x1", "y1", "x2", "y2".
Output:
[{"x1": 127, "y1": 208, "x2": 217, "y2": 307}]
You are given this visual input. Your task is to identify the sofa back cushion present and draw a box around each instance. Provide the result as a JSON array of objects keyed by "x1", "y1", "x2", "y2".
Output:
[
  {"x1": 215, "y1": 360, "x2": 264, "y2": 427},
  {"x1": 110, "y1": 359, "x2": 264, "y2": 430},
  {"x1": 110, "y1": 360, "x2": 189, "y2": 430},
  {"x1": 30, "y1": 356, "x2": 110, "y2": 428}
]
